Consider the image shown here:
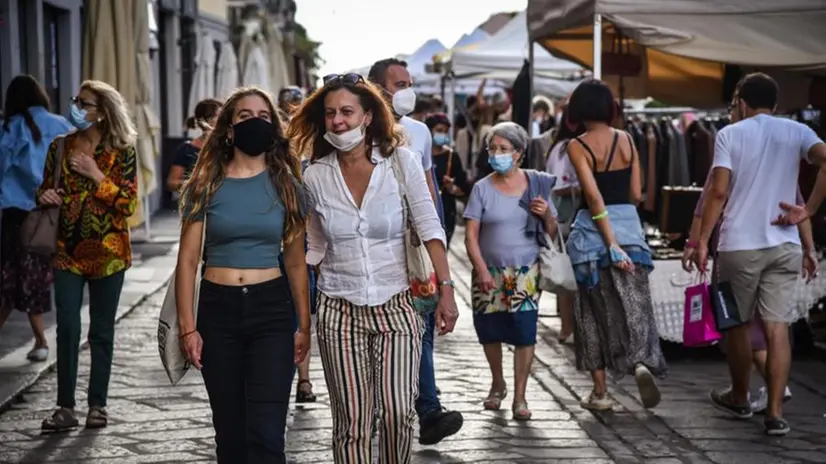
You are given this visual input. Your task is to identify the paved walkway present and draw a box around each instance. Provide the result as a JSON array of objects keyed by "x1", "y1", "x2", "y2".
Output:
[
  {"x1": 0, "y1": 257, "x2": 611, "y2": 464},
  {"x1": 0, "y1": 211, "x2": 181, "y2": 412},
  {"x1": 0, "y1": 229, "x2": 825, "y2": 463}
]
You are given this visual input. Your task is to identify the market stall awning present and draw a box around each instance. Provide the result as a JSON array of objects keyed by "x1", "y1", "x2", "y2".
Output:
[
  {"x1": 453, "y1": 11, "x2": 582, "y2": 80},
  {"x1": 406, "y1": 39, "x2": 448, "y2": 81},
  {"x1": 527, "y1": 0, "x2": 826, "y2": 107}
]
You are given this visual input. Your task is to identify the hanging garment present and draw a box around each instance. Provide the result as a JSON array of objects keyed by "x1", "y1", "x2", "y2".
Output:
[{"x1": 644, "y1": 123, "x2": 658, "y2": 213}]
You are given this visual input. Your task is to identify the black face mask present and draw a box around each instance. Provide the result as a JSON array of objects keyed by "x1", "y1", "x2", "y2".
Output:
[{"x1": 232, "y1": 117, "x2": 275, "y2": 156}]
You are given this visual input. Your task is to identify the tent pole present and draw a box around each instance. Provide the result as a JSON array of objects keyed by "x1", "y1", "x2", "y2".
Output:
[
  {"x1": 447, "y1": 74, "x2": 456, "y2": 129},
  {"x1": 528, "y1": 39, "x2": 535, "y2": 121},
  {"x1": 593, "y1": 13, "x2": 603, "y2": 80}
]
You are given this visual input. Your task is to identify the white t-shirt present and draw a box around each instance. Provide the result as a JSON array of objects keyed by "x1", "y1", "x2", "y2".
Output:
[
  {"x1": 545, "y1": 141, "x2": 579, "y2": 191},
  {"x1": 713, "y1": 114, "x2": 823, "y2": 252},
  {"x1": 399, "y1": 116, "x2": 433, "y2": 171}
]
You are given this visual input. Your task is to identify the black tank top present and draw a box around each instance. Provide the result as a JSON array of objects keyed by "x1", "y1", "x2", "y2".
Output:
[{"x1": 576, "y1": 131, "x2": 634, "y2": 210}]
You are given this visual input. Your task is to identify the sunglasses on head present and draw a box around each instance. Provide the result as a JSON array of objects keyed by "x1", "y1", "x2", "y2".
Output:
[
  {"x1": 323, "y1": 73, "x2": 365, "y2": 86},
  {"x1": 279, "y1": 89, "x2": 303, "y2": 103}
]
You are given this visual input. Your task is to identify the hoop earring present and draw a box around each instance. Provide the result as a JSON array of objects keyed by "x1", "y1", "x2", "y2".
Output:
[{"x1": 224, "y1": 137, "x2": 232, "y2": 147}]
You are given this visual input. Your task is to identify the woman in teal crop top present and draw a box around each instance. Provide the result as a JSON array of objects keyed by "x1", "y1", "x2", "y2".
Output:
[{"x1": 174, "y1": 87, "x2": 310, "y2": 464}]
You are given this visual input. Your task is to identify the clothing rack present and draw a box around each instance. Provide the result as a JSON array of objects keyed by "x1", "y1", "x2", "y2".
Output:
[{"x1": 625, "y1": 107, "x2": 728, "y2": 118}]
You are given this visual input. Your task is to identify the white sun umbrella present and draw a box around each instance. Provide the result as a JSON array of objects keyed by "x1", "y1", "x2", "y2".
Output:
[
  {"x1": 215, "y1": 41, "x2": 239, "y2": 101},
  {"x1": 187, "y1": 28, "x2": 216, "y2": 117},
  {"x1": 242, "y1": 33, "x2": 272, "y2": 93},
  {"x1": 266, "y1": 23, "x2": 292, "y2": 94}
]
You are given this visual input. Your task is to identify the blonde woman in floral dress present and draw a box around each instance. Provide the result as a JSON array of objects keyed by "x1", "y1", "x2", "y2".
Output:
[{"x1": 464, "y1": 122, "x2": 558, "y2": 421}]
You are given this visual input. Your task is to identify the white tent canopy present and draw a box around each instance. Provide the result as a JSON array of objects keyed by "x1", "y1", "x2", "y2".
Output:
[
  {"x1": 452, "y1": 28, "x2": 489, "y2": 49},
  {"x1": 527, "y1": 0, "x2": 826, "y2": 68},
  {"x1": 451, "y1": 11, "x2": 583, "y2": 79},
  {"x1": 406, "y1": 39, "x2": 448, "y2": 80}
]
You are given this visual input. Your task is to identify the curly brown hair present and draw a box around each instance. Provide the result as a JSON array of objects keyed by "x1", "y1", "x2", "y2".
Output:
[
  {"x1": 179, "y1": 87, "x2": 305, "y2": 243},
  {"x1": 286, "y1": 76, "x2": 404, "y2": 163}
]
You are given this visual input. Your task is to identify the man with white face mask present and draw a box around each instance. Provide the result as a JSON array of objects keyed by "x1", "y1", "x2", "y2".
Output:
[
  {"x1": 369, "y1": 58, "x2": 464, "y2": 446},
  {"x1": 368, "y1": 58, "x2": 439, "y2": 205}
]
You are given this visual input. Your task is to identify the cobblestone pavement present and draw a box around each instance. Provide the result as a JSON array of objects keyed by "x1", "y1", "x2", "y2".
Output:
[
  {"x1": 1, "y1": 251, "x2": 826, "y2": 463},
  {"x1": 0, "y1": 210, "x2": 180, "y2": 361}
]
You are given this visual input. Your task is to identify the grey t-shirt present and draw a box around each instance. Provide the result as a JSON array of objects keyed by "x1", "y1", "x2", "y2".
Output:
[
  {"x1": 463, "y1": 175, "x2": 543, "y2": 268},
  {"x1": 183, "y1": 171, "x2": 286, "y2": 269}
]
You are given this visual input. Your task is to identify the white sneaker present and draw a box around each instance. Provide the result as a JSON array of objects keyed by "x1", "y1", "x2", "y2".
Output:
[
  {"x1": 581, "y1": 391, "x2": 614, "y2": 411},
  {"x1": 634, "y1": 364, "x2": 661, "y2": 409},
  {"x1": 749, "y1": 386, "x2": 793, "y2": 414},
  {"x1": 27, "y1": 347, "x2": 49, "y2": 362}
]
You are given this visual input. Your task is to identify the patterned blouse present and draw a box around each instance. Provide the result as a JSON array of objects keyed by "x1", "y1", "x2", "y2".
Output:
[{"x1": 39, "y1": 135, "x2": 138, "y2": 279}]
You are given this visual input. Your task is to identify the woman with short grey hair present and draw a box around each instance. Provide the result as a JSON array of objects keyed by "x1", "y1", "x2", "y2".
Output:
[
  {"x1": 463, "y1": 121, "x2": 558, "y2": 421},
  {"x1": 487, "y1": 121, "x2": 530, "y2": 155}
]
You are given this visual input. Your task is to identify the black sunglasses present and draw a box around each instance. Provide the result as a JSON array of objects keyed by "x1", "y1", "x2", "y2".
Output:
[
  {"x1": 279, "y1": 88, "x2": 303, "y2": 104},
  {"x1": 322, "y1": 73, "x2": 365, "y2": 86}
]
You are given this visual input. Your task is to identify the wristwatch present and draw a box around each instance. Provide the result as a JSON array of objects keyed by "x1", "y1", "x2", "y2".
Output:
[{"x1": 438, "y1": 279, "x2": 455, "y2": 288}]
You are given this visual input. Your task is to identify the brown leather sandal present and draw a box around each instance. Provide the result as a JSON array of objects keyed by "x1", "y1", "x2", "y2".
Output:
[
  {"x1": 85, "y1": 407, "x2": 109, "y2": 429},
  {"x1": 296, "y1": 379, "x2": 317, "y2": 403},
  {"x1": 41, "y1": 407, "x2": 78, "y2": 432}
]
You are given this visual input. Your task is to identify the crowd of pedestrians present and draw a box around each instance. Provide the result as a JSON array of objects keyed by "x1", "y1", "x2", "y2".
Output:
[{"x1": 0, "y1": 65, "x2": 824, "y2": 464}]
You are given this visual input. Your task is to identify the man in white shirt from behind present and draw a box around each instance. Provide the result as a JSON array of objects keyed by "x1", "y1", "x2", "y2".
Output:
[
  {"x1": 368, "y1": 58, "x2": 463, "y2": 446},
  {"x1": 696, "y1": 73, "x2": 826, "y2": 437}
]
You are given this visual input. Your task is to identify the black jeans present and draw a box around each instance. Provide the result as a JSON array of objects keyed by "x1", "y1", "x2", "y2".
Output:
[{"x1": 198, "y1": 277, "x2": 296, "y2": 464}]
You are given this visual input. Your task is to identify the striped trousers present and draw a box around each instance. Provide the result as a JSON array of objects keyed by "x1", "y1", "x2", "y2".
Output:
[{"x1": 316, "y1": 290, "x2": 424, "y2": 464}]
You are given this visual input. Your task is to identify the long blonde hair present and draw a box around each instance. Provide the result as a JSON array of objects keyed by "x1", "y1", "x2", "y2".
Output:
[
  {"x1": 80, "y1": 80, "x2": 137, "y2": 150},
  {"x1": 179, "y1": 87, "x2": 305, "y2": 243}
]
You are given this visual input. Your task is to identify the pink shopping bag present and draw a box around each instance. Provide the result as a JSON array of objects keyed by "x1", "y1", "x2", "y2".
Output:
[{"x1": 683, "y1": 273, "x2": 722, "y2": 347}]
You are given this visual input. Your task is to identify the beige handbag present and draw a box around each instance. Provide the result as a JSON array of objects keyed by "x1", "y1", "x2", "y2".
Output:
[
  {"x1": 21, "y1": 137, "x2": 66, "y2": 255},
  {"x1": 538, "y1": 231, "x2": 577, "y2": 294},
  {"x1": 158, "y1": 214, "x2": 207, "y2": 385},
  {"x1": 389, "y1": 151, "x2": 439, "y2": 313}
]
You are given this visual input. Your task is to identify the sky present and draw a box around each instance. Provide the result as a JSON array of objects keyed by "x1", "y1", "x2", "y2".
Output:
[{"x1": 294, "y1": 0, "x2": 528, "y2": 78}]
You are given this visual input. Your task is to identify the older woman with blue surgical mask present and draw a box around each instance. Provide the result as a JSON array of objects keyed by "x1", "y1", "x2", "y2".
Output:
[{"x1": 463, "y1": 122, "x2": 558, "y2": 421}]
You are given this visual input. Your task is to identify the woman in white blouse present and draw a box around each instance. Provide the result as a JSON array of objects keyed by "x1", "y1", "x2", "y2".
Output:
[{"x1": 286, "y1": 73, "x2": 459, "y2": 464}]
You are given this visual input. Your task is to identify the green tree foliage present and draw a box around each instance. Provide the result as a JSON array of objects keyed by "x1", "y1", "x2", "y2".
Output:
[{"x1": 293, "y1": 22, "x2": 323, "y2": 70}]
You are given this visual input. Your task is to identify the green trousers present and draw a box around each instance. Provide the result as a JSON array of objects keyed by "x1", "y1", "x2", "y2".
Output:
[{"x1": 54, "y1": 269, "x2": 125, "y2": 409}]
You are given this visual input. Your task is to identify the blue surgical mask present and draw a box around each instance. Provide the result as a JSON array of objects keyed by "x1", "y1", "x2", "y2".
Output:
[
  {"x1": 488, "y1": 153, "x2": 514, "y2": 174},
  {"x1": 433, "y1": 133, "x2": 450, "y2": 146},
  {"x1": 69, "y1": 103, "x2": 93, "y2": 130}
]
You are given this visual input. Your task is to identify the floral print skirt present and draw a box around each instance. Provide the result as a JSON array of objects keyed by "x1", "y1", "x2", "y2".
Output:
[
  {"x1": 0, "y1": 209, "x2": 53, "y2": 314},
  {"x1": 573, "y1": 266, "x2": 667, "y2": 380},
  {"x1": 471, "y1": 262, "x2": 541, "y2": 346}
]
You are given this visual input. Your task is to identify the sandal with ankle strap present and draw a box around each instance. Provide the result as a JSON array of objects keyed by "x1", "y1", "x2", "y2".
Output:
[
  {"x1": 296, "y1": 379, "x2": 317, "y2": 403},
  {"x1": 512, "y1": 401, "x2": 532, "y2": 421},
  {"x1": 483, "y1": 386, "x2": 508, "y2": 411}
]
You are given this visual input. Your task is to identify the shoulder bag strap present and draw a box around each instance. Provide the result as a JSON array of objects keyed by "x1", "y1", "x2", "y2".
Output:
[
  {"x1": 389, "y1": 151, "x2": 411, "y2": 229},
  {"x1": 53, "y1": 137, "x2": 66, "y2": 189},
  {"x1": 199, "y1": 213, "x2": 208, "y2": 263},
  {"x1": 445, "y1": 151, "x2": 453, "y2": 179}
]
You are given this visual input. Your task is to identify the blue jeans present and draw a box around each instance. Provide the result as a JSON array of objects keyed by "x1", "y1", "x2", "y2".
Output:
[
  {"x1": 431, "y1": 167, "x2": 446, "y2": 228},
  {"x1": 416, "y1": 311, "x2": 441, "y2": 418}
]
